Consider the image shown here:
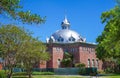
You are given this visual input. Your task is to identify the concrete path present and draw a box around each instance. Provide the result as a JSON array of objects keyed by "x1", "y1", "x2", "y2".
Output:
[{"x1": 54, "y1": 75, "x2": 105, "y2": 78}]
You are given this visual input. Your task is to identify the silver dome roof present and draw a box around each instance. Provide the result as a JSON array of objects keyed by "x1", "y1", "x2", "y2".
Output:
[
  {"x1": 47, "y1": 16, "x2": 86, "y2": 43},
  {"x1": 51, "y1": 29, "x2": 85, "y2": 43}
]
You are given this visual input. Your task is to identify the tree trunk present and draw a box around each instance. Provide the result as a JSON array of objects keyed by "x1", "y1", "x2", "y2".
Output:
[
  {"x1": 28, "y1": 73, "x2": 32, "y2": 78},
  {"x1": 7, "y1": 69, "x2": 13, "y2": 78},
  {"x1": 28, "y1": 69, "x2": 32, "y2": 78}
]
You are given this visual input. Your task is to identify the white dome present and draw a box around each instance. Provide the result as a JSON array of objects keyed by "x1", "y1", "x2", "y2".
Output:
[
  {"x1": 51, "y1": 29, "x2": 85, "y2": 43},
  {"x1": 47, "y1": 16, "x2": 86, "y2": 43}
]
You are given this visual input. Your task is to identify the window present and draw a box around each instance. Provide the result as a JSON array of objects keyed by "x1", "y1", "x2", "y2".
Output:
[
  {"x1": 64, "y1": 49, "x2": 68, "y2": 52},
  {"x1": 80, "y1": 38, "x2": 83, "y2": 41},
  {"x1": 91, "y1": 48, "x2": 95, "y2": 52},
  {"x1": 82, "y1": 47, "x2": 85, "y2": 51},
  {"x1": 89, "y1": 48, "x2": 91, "y2": 52},
  {"x1": 62, "y1": 26, "x2": 67, "y2": 29},
  {"x1": 92, "y1": 59, "x2": 95, "y2": 67},
  {"x1": 88, "y1": 59, "x2": 90, "y2": 67},
  {"x1": 75, "y1": 48, "x2": 77, "y2": 52},
  {"x1": 87, "y1": 48, "x2": 90, "y2": 52},
  {"x1": 96, "y1": 60, "x2": 99, "y2": 68},
  {"x1": 85, "y1": 48, "x2": 87, "y2": 51},
  {"x1": 71, "y1": 48, "x2": 75, "y2": 52},
  {"x1": 69, "y1": 36, "x2": 75, "y2": 41},
  {"x1": 56, "y1": 47, "x2": 59, "y2": 51},
  {"x1": 57, "y1": 37, "x2": 64, "y2": 42},
  {"x1": 56, "y1": 47, "x2": 61, "y2": 52},
  {"x1": 57, "y1": 59, "x2": 61, "y2": 68}
]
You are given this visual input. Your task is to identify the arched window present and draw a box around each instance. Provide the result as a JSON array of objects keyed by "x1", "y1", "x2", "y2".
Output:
[
  {"x1": 92, "y1": 59, "x2": 95, "y2": 67},
  {"x1": 96, "y1": 60, "x2": 99, "y2": 68},
  {"x1": 57, "y1": 59, "x2": 61, "y2": 68},
  {"x1": 88, "y1": 59, "x2": 90, "y2": 67},
  {"x1": 57, "y1": 37, "x2": 64, "y2": 42},
  {"x1": 69, "y1": 36, "x2": 75, "y2": 41}
]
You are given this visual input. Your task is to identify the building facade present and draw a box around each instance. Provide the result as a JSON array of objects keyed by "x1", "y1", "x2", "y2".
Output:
[{"x1": 40, "y1": 16, "x2": 103, "y2": 70}]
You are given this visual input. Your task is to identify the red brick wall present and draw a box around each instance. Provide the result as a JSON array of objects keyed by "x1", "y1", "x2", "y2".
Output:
[
  {"x1": 47, "y1": 45, "x2": 64, "y2": 68},
  {"x1": 46, "y1": 43, "x2": 103, "y2": 70},
  {"x1": 79, "y1": 46, "x2": 102, "y2": 70}
]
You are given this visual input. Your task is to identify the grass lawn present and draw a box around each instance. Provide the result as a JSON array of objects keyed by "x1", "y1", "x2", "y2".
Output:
[
  {"x1": 102, "y1": 74, "x2": 120, "y2": 78},
  {"x1": 12, "y1": 73, "x2": 120, "y2": 78},
  {"x1": 33, "y1": 75, "x2": 84, "y2": 78},
  {"x1": 12, "y1": 75, "x2": 85, "y2": 78},
  {"x1": 12, "y1": 75, "x2": 120, "y2": 78},
  {"x1": 105, "y1": 76, "x2": 120, "y2": 78}
]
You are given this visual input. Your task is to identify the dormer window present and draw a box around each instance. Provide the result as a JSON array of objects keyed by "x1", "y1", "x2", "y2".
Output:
[
  {"x1": 69, "y1": 36, "x2": 75, "y2": 41},
  {"x1": 57, "y1": 37, "x2": 64, "y2": 42},
  {"x1": 62, "y1": 26, "x2": 67, "y2": 29},
  {"x1": 80, "y1": 38, "x2": 83, "y2": 41}
]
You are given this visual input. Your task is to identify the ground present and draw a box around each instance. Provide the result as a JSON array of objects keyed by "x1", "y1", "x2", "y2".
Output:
[{"x1": 12, "y1": 74, "x2": 120, "y2": 78}]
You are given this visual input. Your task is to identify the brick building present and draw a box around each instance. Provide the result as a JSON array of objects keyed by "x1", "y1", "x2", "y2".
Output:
[
  {"x1": 40, "y1": 16, "x2": 103, "y2": 70},
  {"x1": 0, "y1": 16, "x2": 103, "y2": 70}
]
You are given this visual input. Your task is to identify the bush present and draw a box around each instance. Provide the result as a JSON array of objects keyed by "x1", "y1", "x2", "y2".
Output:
[
  {"x1": 12, "y1": 76, "x2": 28, "y2": 78},
  {"x1": 75, "y1": 63, "x2": 86, "y2": 75},
  {"x1": 0, "y1": 70, "x2": 6, "y2": 78},
  {"x1": 32, "y1": 72, "x2": 54, "y2": 75},
  {"x1": 86, "y1": 67, "x2": 97, "y2": 76},
  {"x1": 90, "y1": 72, "x2": 97, "y2": 76},
  {"x1": 105, "y1": 67, "x2": 114, "y2": 73},
  {"x1": 13, "y1": 72, "x2": 54, "y2": 76},
  {"x1": 75, "y1": 63, "x2": 85, "y2": 68},
  {"x1": 79, "y1": 68, "x2": 86, "y2": 75},
  {"x1": 97, "y1": 70, "x2": 105, "y2": 74},
  {"x1": 13, "y1": 72, "x2": 27, "y2": 76}
]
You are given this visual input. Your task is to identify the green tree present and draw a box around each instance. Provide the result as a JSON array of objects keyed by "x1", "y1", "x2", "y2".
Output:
[
  {"x1": 16, "y1": 38, "x2": 49, "y2": 78},
  {"x1": 96, "y1": 1, "x2": 120, "y2": 71},
  {"x1": 0, "y1": 0, "x2": 45, "y2": 24},
  {"x1": 61, "y1": 52, "x2": 73, "y2": 67},
  {"x1": 0, "y1": 24, "x2": 29, "y2": 78},
  {"x1": 0, "y1": 25, "x2": 49, "y2": 78}
]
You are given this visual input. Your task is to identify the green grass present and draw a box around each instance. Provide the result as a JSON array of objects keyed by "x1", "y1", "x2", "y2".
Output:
[
  {"x1": 13, "y1": 72, "x2": 54, "y2": 76},
  {"x1": 12, "y1": 75, "x2": 85, "y2": 78},
  {"x1": 32, "y1": 72, "x2": 54, "y2": 75},
  {"x1": 12, "y1": 72, "x2": 84, "y2": 78},
  {"x1": 102, "y1": 74, "x2": 120, "y2": 78},
  {"x1": 12, "y1": 74, "x2": 120, "y2": 78},
  {"x1": 12, "y1": 72, "x2": 120, "y2": 78},
  {"x1": 105, "y1": 76, "x2": 120, "y2": 78},
  {"x1": 33, "y1": 75, "x2": 84, "y2": 78}
]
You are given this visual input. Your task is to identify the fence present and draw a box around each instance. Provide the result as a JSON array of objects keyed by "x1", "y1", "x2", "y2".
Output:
[
  {"x1": 12, "y1": 67, "x2": 97, "y2": 75},
  {"x1": 33, "y1": 68, "x2": 79, "y2": 75},
  {"x1": 54, "y1": 68, "x2": 79, "y2": 75}
]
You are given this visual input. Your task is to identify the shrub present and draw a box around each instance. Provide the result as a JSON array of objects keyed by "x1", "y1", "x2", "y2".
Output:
[
  {"x1": 90, "y1": 72, "x2": 97, "y2": 76},
  {"x1": 12, "y1": 76, "x2": 28, "y2": 78},
  {"x1": 32, "y1": 72, "x2": 54, "y2": 75},
  {"x1": 13, "y1": 72, "x2": 27, "y2": 76},
  {"x1": 79, "y1": 68, "x2": 86, "y2": 75},
  {"x1": 86, "y1": 67, "x2": 97, "y2": 76},
  {"x1": 75, "y1": 63, "x2": 86, "y2": 75},
  {"x1": 97, "y1": 70, "x2": 105, "y2": 74},
  {"x1": 75, "y1": 63, "x2": 85, "y2": 68},
  {"x1": 105, "y1": 67, "x2": 114, "y2": 73},
  {"x1": 0, "y1": 70, "x2": 6, "y2": 78},
  {"x1": 13, "y1": 72, "x2": 54, "y2": 76}
]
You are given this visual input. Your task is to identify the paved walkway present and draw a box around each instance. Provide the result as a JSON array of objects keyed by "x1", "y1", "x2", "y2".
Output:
[{"x1": 54, "y1": 75, "x2": 105, "y2": 78}]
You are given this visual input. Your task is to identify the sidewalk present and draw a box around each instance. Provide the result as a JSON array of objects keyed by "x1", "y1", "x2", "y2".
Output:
[{"x1": 54, "y1": 75, "x2": 105, "y2": 78}]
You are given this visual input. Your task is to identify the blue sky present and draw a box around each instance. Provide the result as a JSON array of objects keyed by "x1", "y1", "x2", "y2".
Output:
[{"x1": 0, "y1": 0, "x2": 116, "y2": 42}]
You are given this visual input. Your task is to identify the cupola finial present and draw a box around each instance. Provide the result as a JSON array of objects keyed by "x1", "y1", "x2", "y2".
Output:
[{"x1": 61, "y1": 15, "x2": 70, "y2": 29}]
